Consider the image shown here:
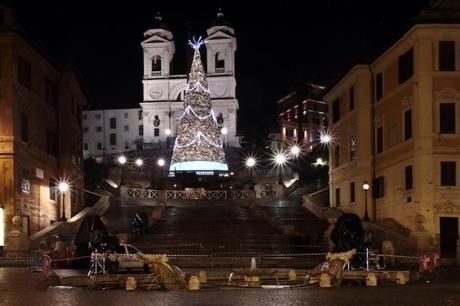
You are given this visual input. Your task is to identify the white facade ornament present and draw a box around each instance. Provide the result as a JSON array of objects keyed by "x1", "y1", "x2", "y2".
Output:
[
  {"x1": 434, "y1": 88, "x2": 460, "y2": 103},
  {"x1": 401, "y1": 96, "x2": 413, "y2": 108}
]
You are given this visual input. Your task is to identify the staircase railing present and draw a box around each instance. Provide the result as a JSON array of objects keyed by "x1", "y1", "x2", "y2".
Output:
[
  {"x1": 124, "y1": 188, "x2": 254, "y2": 200},
  {"x1": 29, "y1": 190, "x2": 110, "y2": 250}
]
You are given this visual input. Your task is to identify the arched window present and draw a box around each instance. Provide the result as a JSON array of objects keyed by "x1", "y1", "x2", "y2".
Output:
[
  {"x1": 217, "y1": 113, "x2": 224, "y2": 125},
  {"x1": 153, "y1": 115, "x2": 160, "y2": 127},
  {"x1": 152, "y1": 55, "x2": 161, "y2": 75},
  {"x1": 109, "y1": 118, "x2": 116, "y2": 129},
  {"x1": 176, "y1": 90, "x2": 186, "y2": 101},
  {"x1": 215, "y1": 52, "x2": 225, "y2": 73}
]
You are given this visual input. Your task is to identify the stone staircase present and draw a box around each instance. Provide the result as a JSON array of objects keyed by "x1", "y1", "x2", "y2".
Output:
[
  {"x1": 255, "y1": 194, "x2": 329, "y2": 244},
  {"x1": 103, "y1": 197, "x2": 324, "y2": 256}
]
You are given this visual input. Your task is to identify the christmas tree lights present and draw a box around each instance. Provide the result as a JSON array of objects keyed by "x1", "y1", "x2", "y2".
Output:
[{"x1": 169, "y1": 37, "x2": 228, "y2": 172}]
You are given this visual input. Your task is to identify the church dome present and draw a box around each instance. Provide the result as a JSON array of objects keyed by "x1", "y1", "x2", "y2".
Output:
[
  {"x1": 209, "y1": 8, "x2": 233, "y2": 28},
  {"x1": 151, "y1": 12, "x2": 170, "y2": 31}
]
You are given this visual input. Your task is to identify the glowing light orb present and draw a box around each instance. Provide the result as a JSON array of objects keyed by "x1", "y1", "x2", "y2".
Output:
[
  {"x1": 135, "y1": 158, "x2": 144, "y2": 167},
  {"x1": 118, "y1": 155, "x2": 127, "y2": 165},
  {"x1": 290, "y1": 145, "x2": 301, "y2": 157},
  {"x1": 274, "y1": 153, "x2": 287, "y2": 165},
  {"x1": 221, "y1": 127, "x2": 228, "y2": 135},
  {"x1": 320, "y1": 134, "x2": 332, "y2": 144},
  {"x1": 157, "y1": 158, "x2": 165, "y2": 167},
  {"x1": 58, "y1": 181, "x2": 69, "y2": 193},
  {"x1": 245, "y1": 157, "x2": 256, "y2": 168},
  {"x1": 165, "y1": 129, "x2": 171, "y2": 136}
]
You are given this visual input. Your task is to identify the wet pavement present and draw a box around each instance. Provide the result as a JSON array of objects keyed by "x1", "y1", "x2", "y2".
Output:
[{"x1": 1, "y1": 268, "x2": 460, "y2": 306}]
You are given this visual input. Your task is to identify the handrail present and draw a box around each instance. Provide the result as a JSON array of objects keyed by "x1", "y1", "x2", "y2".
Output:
[
  {"x1": 29, "y1": 190, "x2": 110, "y2": 249},
  {"x1": 125, "y1": 188, "x2": 256, "y2": 200}
]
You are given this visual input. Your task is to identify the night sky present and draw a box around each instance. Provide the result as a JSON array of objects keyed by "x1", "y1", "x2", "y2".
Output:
[{"x1": 12, "y1": 0, "x2": 428, "y2": 140}]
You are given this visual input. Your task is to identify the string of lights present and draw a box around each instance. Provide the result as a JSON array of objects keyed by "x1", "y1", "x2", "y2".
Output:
[
  {"x1": 178, "y1": 105, "x2": 218, "y2": 121},
  {"x1": 170, "y1": 37, "x2": 228, "y2": 171},
  {"x1": 174, "y1": 131, "x2": 223, "y2": 149}
]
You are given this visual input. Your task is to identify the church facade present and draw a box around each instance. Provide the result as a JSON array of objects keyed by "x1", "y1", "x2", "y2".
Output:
[{"x1": 83, "y1": 12, "x2": 239, "y2": 158}]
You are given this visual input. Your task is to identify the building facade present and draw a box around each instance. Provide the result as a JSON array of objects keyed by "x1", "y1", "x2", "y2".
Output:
[
  {"x1": 83, "y1": 108, "x2": 144, "y2": 158},
  {"x1": 324, "y1": 3, "x2": 460, "y2": 256},
  {"x1": 83, "y1": 11, "x2": 239, "y2": 158},
  {"x1": 0, "y1": 6, "x2": 87, "y2": 238},
  {"x1": 277, "y1": 84, "x2": 327, "y2": 151}
]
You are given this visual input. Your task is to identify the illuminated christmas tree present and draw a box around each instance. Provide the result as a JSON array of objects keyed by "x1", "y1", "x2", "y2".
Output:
[{"x1": 169, "y1": 37, "x2": 228, "y2": 172}]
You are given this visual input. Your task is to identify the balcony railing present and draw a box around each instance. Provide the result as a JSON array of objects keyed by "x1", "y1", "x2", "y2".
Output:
[{"x1": 125, "y1": 188, "x2": 258, "y2": 200}]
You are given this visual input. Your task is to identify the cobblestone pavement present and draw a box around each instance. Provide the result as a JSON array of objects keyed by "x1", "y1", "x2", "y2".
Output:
[{"x1": 1, "y1": 268, "x2": 460, "y2": 306}]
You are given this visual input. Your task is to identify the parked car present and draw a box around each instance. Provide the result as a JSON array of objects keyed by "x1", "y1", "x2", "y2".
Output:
[{"x1": 106, "y1": 243, "x2": 150, "y2": 273}]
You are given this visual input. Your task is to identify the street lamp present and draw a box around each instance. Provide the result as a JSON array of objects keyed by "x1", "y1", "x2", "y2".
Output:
[
  {"x1": 320, "y1": 133, "x2": 333, "y2": 145},
  {"x1": 157, "y1": 158, "x2": 165, "y2": 189},
  {"x1": 274, "y1": 151, "x2": 287, "y2": 184},
  {"x1": 117, "y1": 155, "x2": 127, "y2": 185},
  {"x1": 289, "y1": 144, "x2": 301, "y2": 157},
  {"x1": 245, "y1": 156, "x2": 256, "y2": 189},
  {"x1": 221, "y1": 127, "x2": 228, "y2": 147},
  {"x1": 362, "y1": 181, "x2": 370, "y2": 221},
  {"x1": 58, "y1": 181, "x2": 70, "y2": 222},
  {"x1": 135, "y1": 158, "x2": 144, "y2": 167},
  {"x1": 289, "y1": 144, "x2": 302, "y2": 177},
  {"x1": 165, "y1": 129, "x2": 171, "y2": 148}
]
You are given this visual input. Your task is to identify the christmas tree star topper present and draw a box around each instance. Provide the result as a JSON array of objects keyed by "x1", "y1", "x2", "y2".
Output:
[{"x1": 188, "y1": 36, "x2": 206, "y2": 50}]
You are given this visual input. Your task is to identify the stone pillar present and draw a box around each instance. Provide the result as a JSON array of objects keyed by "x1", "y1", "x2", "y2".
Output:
[
  {"x1": 125, "y1": 277, "x2": 137, "y2": 291},
  {"x1": 119, "y1": 185, "x2": 129, "y2": 197},
  {"x1": 156, "y1": 190, "x2": 166, "y2": 205},
  {"x1": 247, "y1": 190, "x2": 256, "y2": 206},
  {"x1": 366, "y1": 273, "x2": 377, "y2": 287},
  {"x1": 198, "y1": 271, "x2": 207, "y2": 283},
  {"x1": 4, "y1": 216, "x2": 29, "y2": 257},
  {"x1": 273, "y1": 184, "x2": 285, "y2": 197},
  {"x1": 413, "y1": 36, "x2": 435, "y2": 243},
  {"x1": 188, "y1": 275, "x2": 200, "y2": 290}
]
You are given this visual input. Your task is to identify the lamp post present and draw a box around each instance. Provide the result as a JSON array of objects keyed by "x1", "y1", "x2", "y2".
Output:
[
  {"x1": 157, "y1": 158, "x2": 165, "y2": 189},
  {"x1": 362, "y1": 181, "x2": 370, "y2": 221},
  {"x1": 274, "y1": 152, "x2": 287, "y2": 184},
  {"x1": 221, "y1": 127, "x2": 228, "y2": 147},
  {"x1": 58, "y1": 181, "x2": 70, "y2": 222},
  {"x1": 290, "y1": 144, "x2": 301, "y2": 177},
  {"x1": 320, "y1": 134, "x2": 332, "y2": 145},
  {"x1": 165, "y1": 129, "x2": 171, "y2": 148},
  {"x1": 245, "y1": 156, "x2": 256, "y2": 189},
  {"x1": 135, "y1": 158, "x2": 144, "y2": 167},
  {"x1": 135, "y1": 158, "x2": 144, "y2": 179},
  {"x1": 118, "y1": 155, "x2": 127, "y2": 185}
]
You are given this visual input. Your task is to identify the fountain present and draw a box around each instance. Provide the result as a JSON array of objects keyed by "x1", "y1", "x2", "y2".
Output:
[{"x1": 228, "y1": 257, "x2": 277, "y2": 288}]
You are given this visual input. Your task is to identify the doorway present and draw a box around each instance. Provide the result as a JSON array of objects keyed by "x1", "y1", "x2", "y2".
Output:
[{"x1": 440, "y1": 217, "x2": 458, "y2": 258}]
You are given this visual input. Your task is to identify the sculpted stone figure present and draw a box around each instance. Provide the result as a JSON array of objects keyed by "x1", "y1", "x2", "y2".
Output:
[{"x1": 5, "y1": 216, "x2": 29, "y2": 257}]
